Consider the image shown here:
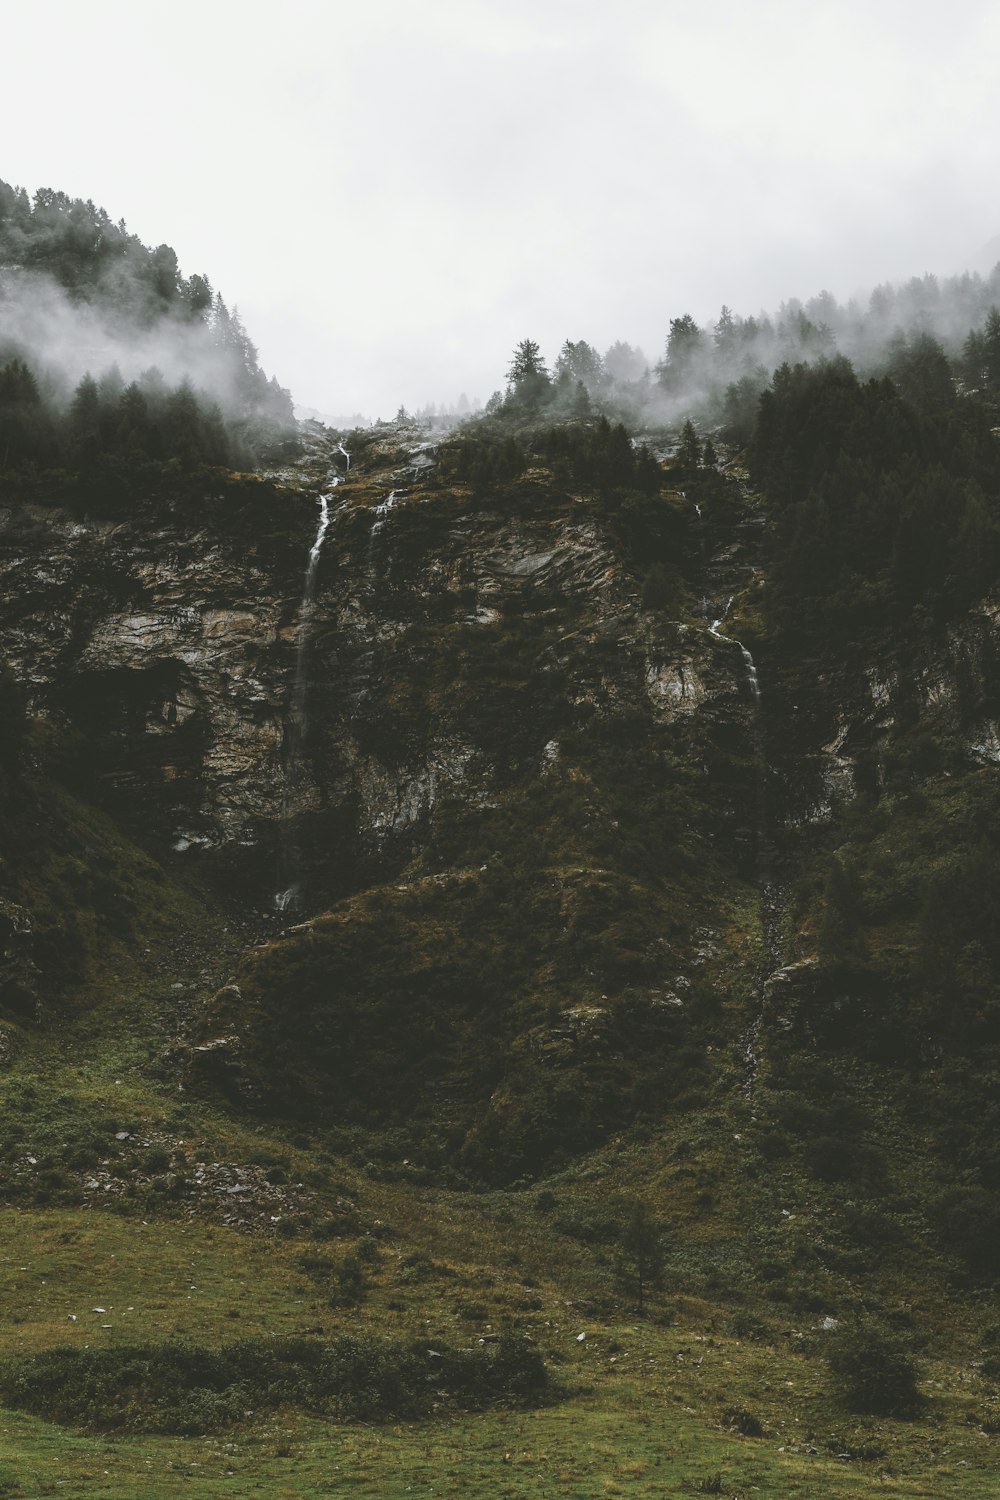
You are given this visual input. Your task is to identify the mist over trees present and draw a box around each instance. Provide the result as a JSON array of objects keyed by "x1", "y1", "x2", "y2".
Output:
[
  {"x1": 0, "y1": 180, "x2": 296, "y2": 483},
  {"x1": 465, "y1": 259, "x2": 1000, "y2": 442}
]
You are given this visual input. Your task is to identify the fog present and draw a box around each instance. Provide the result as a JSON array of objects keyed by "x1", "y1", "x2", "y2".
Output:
[
  {"x1": 3, "y1": 0, "x2": 998, "y2": 420},
  {"x1": 0, "y1": 269, "x2": 249, "y2": 413}
]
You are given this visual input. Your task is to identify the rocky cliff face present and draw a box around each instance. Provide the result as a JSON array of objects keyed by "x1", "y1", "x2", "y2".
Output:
[{"x1": 0, "y1": 430, "x2": 756, "y2": 898}]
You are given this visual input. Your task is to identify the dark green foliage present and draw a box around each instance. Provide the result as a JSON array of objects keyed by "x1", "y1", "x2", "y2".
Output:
[
  {"x1": 444, "y1": 430, "x2": 528, "y2": 489},
  {"x1": 328, "y1": 1236, "x2": 382, "y2": 1307},
  {"x1": 885, "y1": 331, "x2": 956, "y2": 412},
  {"x1": 931, "y1": 1186, "x2": 1000, "y2": 1283},
  {"x1": 0, "y1": 183, "x2": 208, "y2": 315},
  {"x1": 722, "y1": 369, "x2": 769, "y2": 442},
  {"x1": 0, "y1": 1332, "x2": 549, "y2": 1434},
  {"x1": 822, "y1": 1318, "x2": 922, "y2": 1417},
  {"x1": 441, "y1": 415, "x2": 662, "y2": 501},
  {"x1": 200, "y1": 847, "x2": 707, "y2": 1182},
  {"x1": 533, "y1": 417, "x2": 662, "y2": 494},
  {"x1": 328, "y1": 1256, "x2": 370, "y2": 1308},
  {"x1": 0, "y1": 358, "x2": 53, "y2": 466},
  {"x1": 63, "y1": 369, "x2": 234, "y2": 485},
  {"x1": 750, "y1": 358, "x2": 1000, "y2": 644},
  {"x1": 960, "y1": 307, "x2": 1000, "y2": 392}
]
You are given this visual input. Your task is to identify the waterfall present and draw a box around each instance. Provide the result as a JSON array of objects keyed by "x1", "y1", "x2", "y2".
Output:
[
  {"x1": 367, "y1": 489, "x2": 399, "y2": 572},
  {"x1": 370, "y1": 489, "x2": 398, "y2": 539},
  {"x1": 707, "y1": 594, "x2": 777, "y2": 1092},
  {"x1": 274, "y1": 477, "x2": 343, "y2": 914},
  {"x1": 738, "y1": 644, "x2": 760, "y2": 701},
  {"x1": 689, "y1": 493, "x2": 710, "y2": 620},
  {"x1": 708, "y1": 598, "x2": 759, "y2": 704}
]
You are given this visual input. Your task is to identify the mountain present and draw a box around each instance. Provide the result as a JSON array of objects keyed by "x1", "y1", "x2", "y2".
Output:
[{"x1": 1, "y1": 190, "x2": 1000, "y2": 1496}]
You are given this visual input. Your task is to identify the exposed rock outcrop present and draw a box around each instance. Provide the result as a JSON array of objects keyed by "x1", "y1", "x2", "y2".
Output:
[{"x1": 0, "y1": 442, "x2": 753, "y2": 900}]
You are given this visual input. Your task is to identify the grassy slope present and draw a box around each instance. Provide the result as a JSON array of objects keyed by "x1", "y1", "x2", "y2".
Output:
[{"x1": 0, "y1": 788, "x2": 994, "y2": 1499}]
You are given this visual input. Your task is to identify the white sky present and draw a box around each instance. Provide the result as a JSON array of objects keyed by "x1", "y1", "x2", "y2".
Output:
[{"x1": 3, "y1": 0, "x2": 999, "y2": 420}]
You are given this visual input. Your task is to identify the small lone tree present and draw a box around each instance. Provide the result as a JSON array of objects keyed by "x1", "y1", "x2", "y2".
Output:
[{"x1": 616, "y1": 1200, "x2": 665, "y2": 1314}]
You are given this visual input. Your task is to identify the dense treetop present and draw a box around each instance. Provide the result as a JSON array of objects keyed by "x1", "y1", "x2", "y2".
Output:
[{"x1": 0, "y1": 182, "x2": 213, "y2": 323}]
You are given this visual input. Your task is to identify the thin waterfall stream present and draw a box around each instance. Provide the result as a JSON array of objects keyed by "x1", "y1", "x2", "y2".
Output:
[
  {"x1": 275, "y1": 457, "x2": 348, "y2": 914},
  {"x1": 369, "y1": 489, "x2": 399, "y2": 551},
  {"x1": 698, "y1": 501, "x2": 780, "y2": 1097}
]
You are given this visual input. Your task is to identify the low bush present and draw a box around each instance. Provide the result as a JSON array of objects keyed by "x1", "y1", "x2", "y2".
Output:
[
  {"x1": 0, "y1": 1332, "x2": 549, "y2": 1434},
  {"x1": 822, "y1": 1317, "x2": 922, "y2": 1417},
  {"x1": 723, "y1": 1406, "x2": 765, "y2": 1436}
]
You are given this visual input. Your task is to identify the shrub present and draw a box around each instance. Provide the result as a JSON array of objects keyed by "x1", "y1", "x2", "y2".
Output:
[
  {"x1": 822, "y1": 1317, "x2": 922, "y2": 1417},
  {"x1": 328, "y1": 1255, "x2": 369, "y2": 1308},
  {"x1": 400, "y1": 1250, "x2": 439, "y2": 1282},
  {"x1": 0, "y1": 1332, "x2": 550, "y2": 1434},
  {"x1": 932, "y1": 1186, "x2": 1000, "y2": 1283},
  {"x1": 726, "y1": 1311, "x2": 774, "y2": 1343},
  {"x1": 723, "y1": 1406, "x2": 765, "y2": 1436}
]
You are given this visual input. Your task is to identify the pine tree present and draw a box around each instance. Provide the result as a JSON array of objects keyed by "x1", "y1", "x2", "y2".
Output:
[
  {"x1": 69, "y1": 373, "x2": 102, "y2": 464},
  {"x1": 115, "y1": 382, "x2": 151, "y2": 456},
  {"x1": 657, "y1": 315, "x2": 703, "y2": 392},
  {"x1": 677, "y1": 419, "x2": 701, "y2": 469},
  {"x1": 984, "y1": 307, "x2": 1000, "y2": 388},
  {"x1": 507, "y1": 339, "x2": 551, "y2": 410},
  {"x1": 0, "y1": 359, "x2": 46, "y2": 466}
]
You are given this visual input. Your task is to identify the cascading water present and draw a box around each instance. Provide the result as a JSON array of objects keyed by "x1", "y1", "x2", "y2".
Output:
[
  {"x1": 370, "y1": 489, "x2": 398, "y2": 541},
  {"x1": 706, "y1": 594, "x2": 778, "y2": 1093},
  {"x1": 688, "y1": 494, "x2": 711, "y2": 619},
  {"x1": 288, "y1": 493, "x2": 334, "y2": 732},
  {"x1": 708, "y1": 597, "x2": 758, "y2": 697},
  {"x1": 367, "y1": 488, "x2": 401, "y2": 582},
  {"x1": 274, "y1": 475, "x2": 343, "y2": 914}
]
